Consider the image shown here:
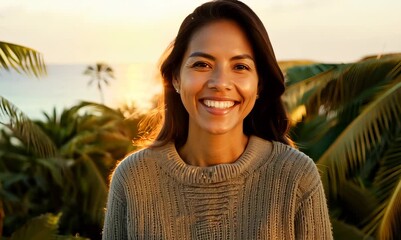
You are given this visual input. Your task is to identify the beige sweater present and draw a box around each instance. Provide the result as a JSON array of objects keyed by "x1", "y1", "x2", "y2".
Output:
[{"x1": 102, "y1": 136, "x2": 332, "y2": 239}]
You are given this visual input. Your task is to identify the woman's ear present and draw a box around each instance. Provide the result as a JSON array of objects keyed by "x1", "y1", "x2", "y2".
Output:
[{"x1": 173, "y1": 78, "x2": 180, "y2": 93}]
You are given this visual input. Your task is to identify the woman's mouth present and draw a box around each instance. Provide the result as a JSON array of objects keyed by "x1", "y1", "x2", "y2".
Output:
[{"x1": 202, "y1": 99, "x2": 235, "y2": 109}]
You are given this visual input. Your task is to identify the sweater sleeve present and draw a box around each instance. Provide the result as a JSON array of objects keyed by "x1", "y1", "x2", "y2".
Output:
[
  {"x1": 102, "y1": 163, "x2": 128, "y2": 240},
  {"x1": 295, "y1": 159, "x2": 333, "y2": 239}
]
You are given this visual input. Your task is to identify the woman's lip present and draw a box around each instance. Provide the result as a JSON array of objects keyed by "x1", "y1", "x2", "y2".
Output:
[
  {"x1": 199, "y1": 97, "x2": 238, "y2": 101},
  {"x1": 199, "y1": 97, "x2": 240, "y2": 105}
]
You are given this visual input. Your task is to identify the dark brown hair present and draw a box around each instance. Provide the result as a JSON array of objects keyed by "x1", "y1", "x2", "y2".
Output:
[{"x1": 139, "y1": 0, "x2": 293, "y2": 148}]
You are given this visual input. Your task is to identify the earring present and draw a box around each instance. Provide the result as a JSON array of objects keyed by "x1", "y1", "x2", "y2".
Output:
[
  {"x1": 256, "y1": 94, "x2": 259, "y2": 99},
  {"x1": 175, "y1": 88, "x2": 180, "y2": 94}
]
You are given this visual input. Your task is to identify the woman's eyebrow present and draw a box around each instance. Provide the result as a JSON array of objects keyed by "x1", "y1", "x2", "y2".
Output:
[
  {"x1": 188, "y1": 52, "x2": 254, "y2": 62},
  {"x1": 188, "y1": 52, "x2": 216, "y2": 60},
  {"x1": 231, "y1": 54, "x2": 254, "y2": 61}
]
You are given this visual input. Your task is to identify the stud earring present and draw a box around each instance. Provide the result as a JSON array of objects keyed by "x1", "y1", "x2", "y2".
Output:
[{"x1": 175, "y1": 88, "x2": 180, "y2": 94}]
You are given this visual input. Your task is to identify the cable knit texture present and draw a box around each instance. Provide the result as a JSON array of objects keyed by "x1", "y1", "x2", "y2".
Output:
[{"x1": 102, "y1": 136, "x2": 333, "y2": 239}]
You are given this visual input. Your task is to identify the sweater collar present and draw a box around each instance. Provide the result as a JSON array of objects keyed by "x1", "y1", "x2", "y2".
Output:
[{"x1": 155, "y1": 135, "x2": 276, "y2": 185}]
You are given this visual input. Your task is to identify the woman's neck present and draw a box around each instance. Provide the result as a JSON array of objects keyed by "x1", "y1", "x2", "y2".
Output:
[{"x1": 178, "y1": 132, "x2": 249, "y2": 167}]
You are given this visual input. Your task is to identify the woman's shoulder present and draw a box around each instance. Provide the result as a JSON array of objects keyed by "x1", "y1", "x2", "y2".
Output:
[
  {"x1": 111, "y1": 146, "x2": 162, "y2": 180},
  {"x1": 272, "y1": 140, "x2": 314, "y2": 166},
  {"x1": 268, "y1": 140, "x2": 320, "y2": 181},
  {"x1": 271, "y1": 141, "x2": 323, "y2": 192}
]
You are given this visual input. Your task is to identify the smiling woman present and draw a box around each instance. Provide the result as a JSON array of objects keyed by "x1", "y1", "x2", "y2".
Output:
[
  {"x1": 102, "y1": 0, "x2": 333, "y2": 239},
  {"x1": 174, "y1": 20, "x2": 259, "y2": 143}
]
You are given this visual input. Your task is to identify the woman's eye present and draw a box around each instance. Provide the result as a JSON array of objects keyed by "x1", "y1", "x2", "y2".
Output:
[
  {"x1": 234, "y1": 64, "x2": 250, "y2": 71},
  {"x1": 192, "y1": 62, "x2": 210, "y2": 69}
]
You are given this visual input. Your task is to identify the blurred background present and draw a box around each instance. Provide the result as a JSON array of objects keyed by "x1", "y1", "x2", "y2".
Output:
[{"x1": 1, "y1": 0, "x2": 400, "y2": 239}]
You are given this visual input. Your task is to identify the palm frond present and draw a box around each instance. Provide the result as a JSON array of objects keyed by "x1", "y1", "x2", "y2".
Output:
[
  {"x1": 283, "y1": 66, "x2": 338, "y2": 115},
  {"x1": 9, "y1": 213, "x2": 60, "y2": 240},
  {"x1": 285, "y1": 63, "x2": 339, "y2": 85},
  {"x1": 278, "y1": 60, "x2": 317, "y2": 73},
  {"x1": 79, "y1": 153, "x2": 108, "y2": 223},
  {"x1": 373, "y1": 133, "x2": 401, "y2": 200},
  {"x1": 334, "y1": 179, "x2": 379, "y2": 225},
  {"x1": 359, "y1": 53, "x2": 401, "y2": 62},
  {"x1": 0, "y1": 96, "x2": 57, "y2": 158},
  {"x1": 317, "y1": 77, "x2": 401, "y2": 199},
  {"x1": 59, "y1": 131, "x2": 96, "y2": 156},
  {"x1": 377, "y1": 178, "x2": 401, "y2": 240},
  {"x1": 76, "y1": 101, "x2": 123, "y2": 118},
  {"x1": 360, "y1": 131, "x2": 401, "y2": 237},
  {"x1": 331, "y1": 218, "x2": 374, "y2": 240},
  {"x1": 307, "y1": 57, "x2": 401, "y2": 114},
  {"x1": 0, "y1": 41, "x2": 46, "y2": 77}
]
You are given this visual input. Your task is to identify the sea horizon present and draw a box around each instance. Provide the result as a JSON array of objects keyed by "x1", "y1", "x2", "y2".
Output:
[{"x1": 0, "y1": 63, "x2": 162, "y2": 121}]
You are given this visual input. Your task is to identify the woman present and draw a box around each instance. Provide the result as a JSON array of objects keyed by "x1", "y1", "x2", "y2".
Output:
[{"x1": 102, "y1": 0, "x2": 333, "y2": 239}]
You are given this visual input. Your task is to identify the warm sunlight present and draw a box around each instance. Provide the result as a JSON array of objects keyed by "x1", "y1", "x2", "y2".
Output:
[
  {"x1": 112, "y1": 63, "x2": 162, "y2": 113},
  {"x1": 290, "y1": 105, "x2": 306, "y2": 124},
  {"x1": 1, "y1": 1, "x2": 401, "y2": 239},
  {"x1": 2, "y1": 0, "x2": 400, "y2": 64}
]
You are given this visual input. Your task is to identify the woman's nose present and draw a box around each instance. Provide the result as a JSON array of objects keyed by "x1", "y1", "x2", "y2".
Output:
[{"x1": 207, "y1": 66, "x2": 233, "y2": 91}]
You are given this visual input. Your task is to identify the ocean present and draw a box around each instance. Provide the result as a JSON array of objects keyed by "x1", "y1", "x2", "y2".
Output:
[{"x1": 0, "y1": 63, "x2": 162, "y2": 120}]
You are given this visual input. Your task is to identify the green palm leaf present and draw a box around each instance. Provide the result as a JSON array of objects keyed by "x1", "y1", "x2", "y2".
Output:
[
  {"x1": 0, "y1": 41, "x2": 46, "y2": 77},
  {"x1": 278, "y1": 60, "x2": 316, "y2": 73},
  {"x1": 0, "y1": 41, "x2": 54, "y2": 157},
  {"x1": 360, "y1": 132, "x2": 401, "y2": 238},
  {"x1": 76, "y1": 101, "x2": 123, "y2": 118},
  {"x1": 8, "y1": 213, "x2": 89, "y2": 240},
  {"x1": 373, "y1": 134, "x2": 401, "y2": 201},
  {"x1": 307, "y1": 57, "x2": 401, "y2": 115},
  {"x1": 378, "y1": 178, "x2": 401, "y2": 240},
  {"x1": 78, "y1": 152, "x2": 108, "y2": 223},
  {"x1": 285, "y1": 63, "x2": 339, "y2": 85},
  {"x1": 9, "y1": 213, "x2": 60, "y2": 240},
  {"x1": 283, "y1": 54, "x2": 401, "y2": 239},
  {"x1": 331, "y1": 218, "x2": 374, "y2": 240},
  {"x1": 0, "y1": 96, "x2": 57, "y2": 158},
  {"x1": 317, "y1": 77, "x2": 401, "y2": 199},
  {"x1": 284, "y1": 66, "x2": 339, "y2": 118}
]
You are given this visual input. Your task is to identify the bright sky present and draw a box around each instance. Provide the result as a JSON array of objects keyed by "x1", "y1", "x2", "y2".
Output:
[{"x1": 2, "y1": 0, "x2": 401, "y2": 65}]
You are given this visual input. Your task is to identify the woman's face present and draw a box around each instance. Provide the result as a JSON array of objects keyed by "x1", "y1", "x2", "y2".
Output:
[{"x1": 174, "y1": 20, "x2": 258, "y2": 137}]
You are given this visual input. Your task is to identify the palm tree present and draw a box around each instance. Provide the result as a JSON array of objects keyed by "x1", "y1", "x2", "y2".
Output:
[
  {"x1": 0, "y1": 41, "x2": 57, "y2": 238},
  {"x1": 83, "y1": 62, "x2": 115, "y2": 104},
  {"x1": 283, "y1": 54, "x2": 401, "y2": 239}
]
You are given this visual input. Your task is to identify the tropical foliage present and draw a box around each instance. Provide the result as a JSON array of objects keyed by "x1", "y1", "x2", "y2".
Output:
[
  {"x1": 283, "y1": 53, "x2": 401, "y2": 239},
  {"x1": 8, "y1": 213, "x2": 89, "y2": 240},
  {"x1": 0, "y1": 41, "x2": 143, "y2": 239},
  {"x1": 0, "y1": 40, "x2": 55, "y2": 239},
  {"x1": 1, "y1": 102, "x2": 143, "y2": 238},
  {"x1": 0, "y1": 41, "x2": 54, "y2": 158}
]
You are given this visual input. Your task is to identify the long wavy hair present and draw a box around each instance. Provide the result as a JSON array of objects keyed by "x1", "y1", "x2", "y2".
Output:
[{"x1": 138, "y1": 0, "x2": 293, "y2": 148}]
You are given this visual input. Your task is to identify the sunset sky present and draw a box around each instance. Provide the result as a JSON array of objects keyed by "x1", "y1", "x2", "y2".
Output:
[{"x1": 2, "y1": 0, "x2": 401, "y2": 65}]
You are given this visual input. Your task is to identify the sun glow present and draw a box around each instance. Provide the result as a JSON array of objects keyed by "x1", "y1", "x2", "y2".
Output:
[{"x1": 112, "y1": 63, "x2": 162, "y2": 114}]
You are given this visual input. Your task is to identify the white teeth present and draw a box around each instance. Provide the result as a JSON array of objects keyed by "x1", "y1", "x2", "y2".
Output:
[{"x1": 203, "y1": 100, "x2": 235, "y2": 109}]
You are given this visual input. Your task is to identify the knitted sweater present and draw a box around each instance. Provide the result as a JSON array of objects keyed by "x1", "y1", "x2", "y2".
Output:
[{"x1": 102, "y1": 136, "x2": 333, "y2": 239}]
